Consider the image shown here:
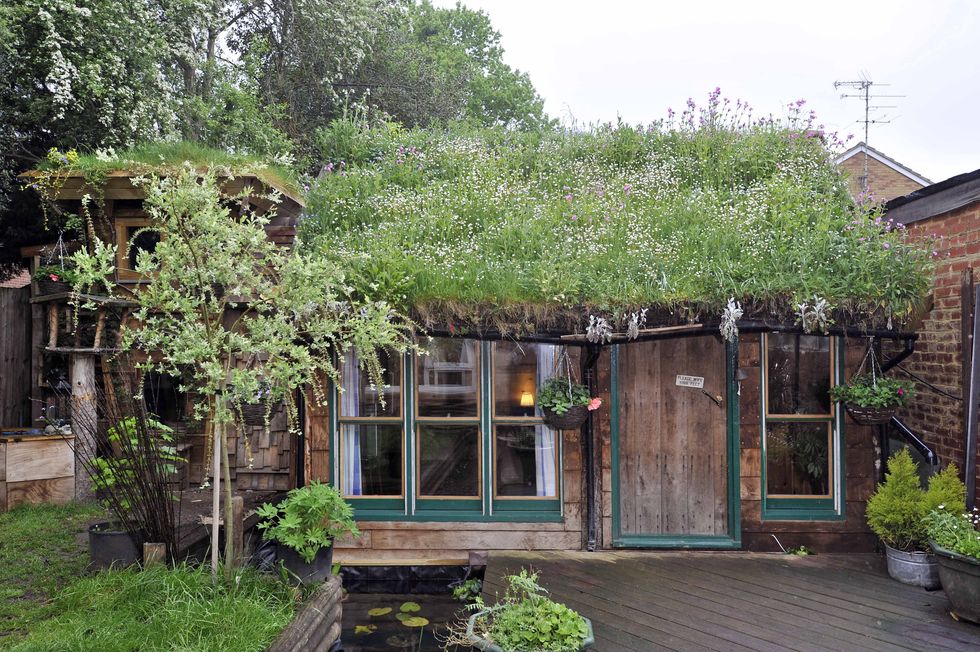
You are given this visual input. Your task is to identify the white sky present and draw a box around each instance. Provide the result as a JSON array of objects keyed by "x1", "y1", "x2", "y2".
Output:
[{"x1": 432, "y1": 0, "x2": 980, "y2": 183}]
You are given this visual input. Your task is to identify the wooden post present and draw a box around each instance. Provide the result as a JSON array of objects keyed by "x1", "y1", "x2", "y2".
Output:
[
  {"x1": 30, "y1": 304, "x2": 44, "y2": 425},
  {"x1": 47, "y1": 304, "x2": 58, "y2": 349},
  {"x1": 70, "y1": 354, "x2": 97, "y2": 499},
  {"x1": 143, "y1": 542, "x2": 166, "y2": 567},
  {"x1": 93, "y1": 309, "x2": 106, "y2": 349},
  {"x1": 231, "y1": 495, "x2": 244, "y2": 567},
  {"x1": 965, "y1": 284, "x2": 980, "y2": 510}
]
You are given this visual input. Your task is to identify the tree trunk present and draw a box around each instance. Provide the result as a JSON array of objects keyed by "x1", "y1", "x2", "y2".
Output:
[
  {"x1": 211, "y1": 418, "x2": 221, "y2": 580},
  {"x1": 222, "y1": 421, "x2": 235, "y2": 581},
  {"x1": 70, "y1": 354, "x2": 97, "y2": 499}
]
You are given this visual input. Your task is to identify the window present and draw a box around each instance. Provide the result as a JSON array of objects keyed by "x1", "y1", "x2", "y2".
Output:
[
  {"x1": 761, "y1": 333, "x2": 842, "y2": 520},
  {"x1": 114, "y1": 218, "x2": 161, "y2": 281},
  {"x1": 333, "y1": 338, "x2": 563, "y2": 520}
]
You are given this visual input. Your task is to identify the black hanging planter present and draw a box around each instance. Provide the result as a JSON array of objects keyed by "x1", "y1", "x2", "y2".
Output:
[
  {"x1": 845, "y1": 404, "x2": 897, "y2": 426},
  {"x1": 37, "y1": 278, "x2": 71, "y2": 295},
  {"x1": 239, "y1": 401, "x2": 269, "y2": 426}
]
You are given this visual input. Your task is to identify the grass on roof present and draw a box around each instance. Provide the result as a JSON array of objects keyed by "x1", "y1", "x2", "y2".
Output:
[
  {"x1": 38, "y1": 141, "x2": 301, "y2": 197},
  {"x1": 300, "y1": 97, "x2": 933, "y2": 332}
]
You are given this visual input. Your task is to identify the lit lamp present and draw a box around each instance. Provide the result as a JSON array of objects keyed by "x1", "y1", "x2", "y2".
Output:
[{"x1": 520, "y1": 391, "x2": 534, "y2": 416}]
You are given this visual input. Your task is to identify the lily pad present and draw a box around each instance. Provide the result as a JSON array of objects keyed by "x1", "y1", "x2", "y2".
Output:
[
  {"x1": 395, "y1": 612, "x2": 412, "y2": 622},
  {"x1": 368, "y1": 607, "x2": 393, "y2": 617},
  {"x1": 354, "y1": 624, "x2": 377, "y2": 635},
  {"x1": 399, "y1": 601, "x2": 421, "y2": 613},
  {"x1": 400, "y1": 616, "x2": 430, "y2": 628}
]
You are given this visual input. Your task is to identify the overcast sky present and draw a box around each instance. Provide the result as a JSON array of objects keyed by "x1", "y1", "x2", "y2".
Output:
[{"x1": 432, "y1": 0, "x2": 979, "y2": 183}]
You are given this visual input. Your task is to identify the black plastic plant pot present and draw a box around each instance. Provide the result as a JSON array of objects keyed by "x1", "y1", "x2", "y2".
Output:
[
  {"x1": 88, "y1": 522, "x2": 142, "y2": 570},
  {"x1": 277, "y1": 543, "x2": 334, "y2": 584}
]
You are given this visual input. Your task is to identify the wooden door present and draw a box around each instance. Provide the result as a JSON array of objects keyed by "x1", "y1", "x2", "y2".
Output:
[{"x1": 617, "y1": 336, "x2": 730, "y2": 540}]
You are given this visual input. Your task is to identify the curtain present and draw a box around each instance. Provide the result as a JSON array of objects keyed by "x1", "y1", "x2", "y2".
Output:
[
  {"x1": 534, "y1": 345, "x2": 558, "y2": 496},
  {"x1": 341, "y1": 351, "x2": 362, "y2": 496}
]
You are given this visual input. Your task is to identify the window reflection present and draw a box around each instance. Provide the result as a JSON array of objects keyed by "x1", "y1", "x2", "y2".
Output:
[
  {"x1": 495, "y1": 425, "x2": 557, "y2": 497},
  {"x1": 766, "y1": 422, "x2": 831, "y2": 496},
  {"x1": 767, "y1": 334, "x2": 831, "y2": 414},
  {"x1": 418, "y1": 424, "x2": 480, "y2": 497},
  {"x1": 417, "y1": 338, "x2": 479, "y2": 418},
  {"x1": 340, "y1": 349, "x2": 401, "y2": 418}
]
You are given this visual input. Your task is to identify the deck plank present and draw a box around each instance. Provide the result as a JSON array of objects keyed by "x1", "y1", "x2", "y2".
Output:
[{"x1": 485, "y1": 551, "x2": 980, "y2": 652}]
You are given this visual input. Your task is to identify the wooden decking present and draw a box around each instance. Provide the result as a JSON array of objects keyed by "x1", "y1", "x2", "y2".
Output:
[{"x1": 484, "y1": 551, "x2": 980, "y2": 652}]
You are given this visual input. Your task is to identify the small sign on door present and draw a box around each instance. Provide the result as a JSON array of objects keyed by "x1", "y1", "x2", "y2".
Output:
[{"x1": 675, "y1": 374, "x2": 705, "y2": 389}]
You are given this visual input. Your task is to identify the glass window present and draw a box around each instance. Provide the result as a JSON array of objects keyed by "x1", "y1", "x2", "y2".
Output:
[
  {"x1": 493, "y1": 342, "x2": 557, "y2": 417},
  {"x1": 495, "y1": 425, "x2": 558, "y2": 497},
  {"x1": 417, "y1": 339, "x2": 479, "y2": 418},
  {"x1": 766, "y1": 333, "x2": 832, "y2": 415},
  {"x1": 417, "y1": 424, "x2": 480, "y2": 497},
  {"x1": 340, "y1": 424, "x2": 402, "y2": 497},
  {"x1": 340, "y1": 349, "x2": 401, "y2": 418},
  {"x1": 127, "y1": 226, "x2": 160, "y2": 270},
  {"x1": 765, "y1": 422, "x2": 831, "y2": 497}
]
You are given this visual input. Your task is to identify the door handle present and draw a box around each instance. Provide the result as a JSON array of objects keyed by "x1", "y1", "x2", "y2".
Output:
[{"x1": 701, "y1": 389, "x2": 723, "y2": 407}]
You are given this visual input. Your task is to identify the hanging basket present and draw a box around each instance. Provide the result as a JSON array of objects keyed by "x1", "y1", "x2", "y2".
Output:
[
  {"x1": 543, "y1": 404, "x2": 589, "y2": 430},
  {"x1": 844, "y1": 404, "x2": 897, "y2": 426},
  {"x1": 37, "y1": 278, "x2": 71, "y2": 295},
  {"x1": 239, "y1": 401, "x2": 269, "y2": 426}
]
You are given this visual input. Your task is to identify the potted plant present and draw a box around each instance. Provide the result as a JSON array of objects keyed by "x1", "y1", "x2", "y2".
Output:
[
  {"x1": 256, "y1": 481, "x2": 359, "y2": 584},
  {"x1": 866, "y1": 448, "x2": 966, "y2": 588},
  {"x1": 33, "y1": 264, "x2": 78, "y2": 295},
  {"x1": 830, "y1": 373, "x2": 912, "y2": 425},
  {"x1": 926, "y1": 506, "x2": 980, "y2": 623},
  {"x1": 538, "y1": 377, "x2": 602, "y2": 430},
  {"x1": 88, "y1": 417, "x2": 182, "y2": 569},
  {"x1": 445, "y1": 569, "x2": 593, "y2": 652}
]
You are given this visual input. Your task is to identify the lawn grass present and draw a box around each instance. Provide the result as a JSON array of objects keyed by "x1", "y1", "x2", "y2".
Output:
[
  {"x1": 0, "y1": 502, "x2": 104, "y2": 646},
  {"x1": 0, "y1": 503, "x2": 297, "y2": 651}
]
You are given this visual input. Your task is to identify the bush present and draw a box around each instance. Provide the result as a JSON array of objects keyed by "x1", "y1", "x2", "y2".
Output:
[
  {"x1": 257, "y1": 481, "x2": 359, "y2": 564},
  {"x1": 867, "y1": 449, "x2": 967, "y2": 551}
]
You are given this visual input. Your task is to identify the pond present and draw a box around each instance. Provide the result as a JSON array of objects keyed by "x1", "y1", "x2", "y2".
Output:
[{"x1": 340, "y1": 593, "x2": 475, "y2": 651}]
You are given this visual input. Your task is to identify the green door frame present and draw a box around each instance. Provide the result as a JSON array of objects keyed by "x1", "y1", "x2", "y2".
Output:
[{"x1": 610, "y1": 338, "x2": 742, "y2": 548}]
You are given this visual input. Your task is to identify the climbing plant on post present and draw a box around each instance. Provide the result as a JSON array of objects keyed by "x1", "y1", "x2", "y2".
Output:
[{"x1": 70, "y1": 166, "x2": 414, "y2": 580}]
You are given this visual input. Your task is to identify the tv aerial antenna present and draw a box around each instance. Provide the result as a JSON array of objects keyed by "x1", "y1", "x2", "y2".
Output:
[{"x1": 834, "y1": 73, "x2": 904, "y2": 192}]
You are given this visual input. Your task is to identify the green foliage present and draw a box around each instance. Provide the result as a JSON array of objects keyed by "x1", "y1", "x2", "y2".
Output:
[
  {"x1": 256, "y1": 481, "x2": 360, "y2": 565},
  {"x1": 301, "y1": 96, "x2": 933, "y2": 332},
  {"x1": 460, "y1": 570, "x2": 589, "y2": 652},
  {"x1": 32, "y1": 263, "x2": 77, "y2": 285},
  {"x1": 866, "y1": 449, "x2": 928, "y2": 551},
  {"x1": 452, "y1": 578, "x2": 483, "y2": 603},
  {"x1": 7, "y1": 563, "x2": 296, "y2": 652},
  {"x1": 830, "y1": 374, "x2": 913, "y2": 408},
  {"x1": 538, "y1": 377, "x2": 592, "y2": 416},
  {"x1": 0, "y1": 502, "x2": 104, "y2": 645},
  {"x1": 866, "y1": 449, "x2": 966, "y2": 551},
  {"x1": 925, "y1": 507, "x2": 980, "y2": 560}
]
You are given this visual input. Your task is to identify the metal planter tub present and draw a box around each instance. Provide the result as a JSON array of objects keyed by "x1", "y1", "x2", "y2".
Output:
[
  {"x1": 931, "y1": 542, "x2": 980, "y2": 624},
  {"x1": 465, "y1": 612, "x2": 595, "y2": 652},
  {"x1": 884, "y1": 544, "x2": 940, "y2": 590}
]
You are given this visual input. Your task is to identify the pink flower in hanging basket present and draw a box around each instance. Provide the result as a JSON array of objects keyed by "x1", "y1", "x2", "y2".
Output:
[
  {"x1": 49, "y1": 273, "x2": 59, "y2": 281},
  {"x1": 587, "y1": 397, "x2": 602, "y2": 411}
]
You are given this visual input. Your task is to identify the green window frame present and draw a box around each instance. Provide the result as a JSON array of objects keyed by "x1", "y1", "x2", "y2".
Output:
[
  {"x1": 760, "y1": 333, "x2": 845, "y2": 521},
  {"x1": 331, "y1": 339, "x2": 564, "y2": 522}
]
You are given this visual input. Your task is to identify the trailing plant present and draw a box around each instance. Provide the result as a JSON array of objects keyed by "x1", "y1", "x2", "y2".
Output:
[
  {"x1": 866, "y1": 449, "x2": 967, "y2": 552},
  {"x1": 829, "y1": 374, "x2": 913, "y2": 408},
  {"x1": 925, "y1": 506, "x2": 980, "y2": 560},
  {"x1": 443, "y1": 569, "x2": 589, "y2": 652},
  {"x1": 33, "y1": 264, "x2": 78, "y2": 285},
  {"x1": 256, "y1": 481, "x2": 360, "y2": 564}
]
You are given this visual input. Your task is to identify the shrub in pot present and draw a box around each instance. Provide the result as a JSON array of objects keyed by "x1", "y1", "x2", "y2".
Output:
[
  {"x1": 446, "y1": 569, "x2": 593, "y2": 652},
  {"x1": 866, "y1": 449, "x2": 965, "y2": 588},
  {"x1": 257, "y1": 481, "x2": 359, "y2": 584},
  {"x1": 926, "y1": 506, "x2": 980, "y2": 623}
]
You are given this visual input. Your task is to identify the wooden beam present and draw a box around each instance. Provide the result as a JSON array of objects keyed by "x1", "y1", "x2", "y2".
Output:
[{"x1": 966, "y1": 284, "x2": 980, "y2": 509}]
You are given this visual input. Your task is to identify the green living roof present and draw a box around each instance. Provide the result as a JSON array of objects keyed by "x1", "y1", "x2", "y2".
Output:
[{"x1": 301, "y1": 107, "x2": 933, "y2": 336}]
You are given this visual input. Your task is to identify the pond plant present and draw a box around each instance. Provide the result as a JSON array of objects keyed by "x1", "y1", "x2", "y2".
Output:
[{"x1": 443, "y1": 569, "x2": 592, "y2": 652}]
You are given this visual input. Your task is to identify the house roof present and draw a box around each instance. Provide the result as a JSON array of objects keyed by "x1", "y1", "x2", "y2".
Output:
[
  {"x1": 884, "y1": 167, "x2": 980, "y2": 225},
  {"x1": 834, "y1": 142, "x2": 932, "y2": 187},
  {"x1": 0, "y1": 268, "x2": 30, "y2": 289}
]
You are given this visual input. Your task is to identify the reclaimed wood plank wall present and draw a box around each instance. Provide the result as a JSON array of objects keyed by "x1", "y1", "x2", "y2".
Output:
[{"x1": 0, "y1": 287, "x2": 32, "y2": 428}]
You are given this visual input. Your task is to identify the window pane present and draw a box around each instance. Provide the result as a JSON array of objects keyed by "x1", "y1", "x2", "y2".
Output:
[
  {"x1": 340, "y1": 349, "x2": 402, "y2": 417},
  {"x1": 418, "y1": 424, "x2": 480, "y2": 497},
  {"x1": 340, "y1": 424, "x2": 402, "y2": 496},
  {"x1": 766, "y1": 422, "x2": 831, "y2": 496},
  {"x1": 493, "y1": 343, "x2": 556, "y2": 417},
  {"x1": 417, "y1": 338, "x2": 479, "y2": 418},
  {"x1": 127, "y1": 226, "x2": 160, "y2": 269},
  {"x1": 495, "y1": 425, "x2": 557, "y2": 497},
  {"x1": 767, "y1": 334, "x2": 831, "y2": 414}
]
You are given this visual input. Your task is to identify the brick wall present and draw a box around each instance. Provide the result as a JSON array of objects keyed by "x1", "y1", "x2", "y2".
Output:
[
  {"x1": 900, "y1": 200, "x2": 980, "y2": 502},
  {"x1": 838, "y1": 154, "x2": 925, "y2": 203}
]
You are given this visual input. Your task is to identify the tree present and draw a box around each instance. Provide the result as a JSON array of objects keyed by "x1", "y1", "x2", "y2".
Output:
[{"x1": 70, "y1": 167, "x2": 414, "y2": 578}]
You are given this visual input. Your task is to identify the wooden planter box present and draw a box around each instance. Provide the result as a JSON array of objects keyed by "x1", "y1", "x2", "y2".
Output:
[{"x1": 0, "y1": 432, "x2": 75, "y2": 512}]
